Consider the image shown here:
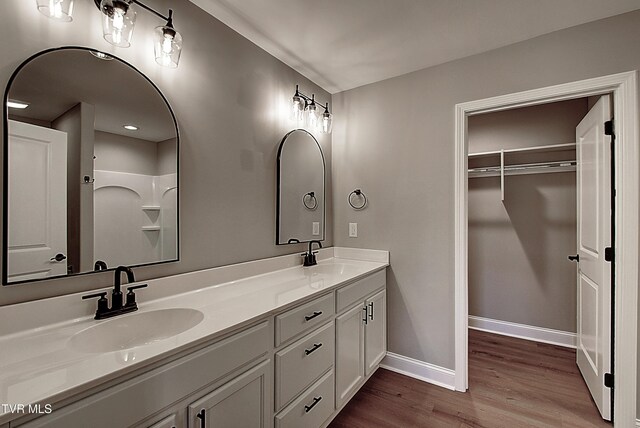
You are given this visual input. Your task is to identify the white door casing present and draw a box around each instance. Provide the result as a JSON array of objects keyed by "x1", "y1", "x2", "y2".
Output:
[
  {"x1": 575, "y1": 95, "x2": 611, "y2": 420},
  {"x1": 7, "y1": 120, "x2": 68, "y2": 282},
  {"x1": 454, "y1": 71, "x2": 638, "y2": 425}
]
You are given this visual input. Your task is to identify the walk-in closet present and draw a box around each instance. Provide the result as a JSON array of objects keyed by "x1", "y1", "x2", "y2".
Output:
[{"x1": 466, "y1": 97, "x2": 613, "y2": 425}]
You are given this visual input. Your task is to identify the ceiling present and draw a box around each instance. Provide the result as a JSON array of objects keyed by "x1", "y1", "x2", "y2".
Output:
[{"x1": 189, "y1": 0, "x2": 640, "y2": 93}]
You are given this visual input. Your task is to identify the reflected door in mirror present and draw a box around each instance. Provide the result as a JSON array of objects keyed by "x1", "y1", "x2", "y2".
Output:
[{"x1": 7, "y1": 120, "x2": 68, "y2": 282}]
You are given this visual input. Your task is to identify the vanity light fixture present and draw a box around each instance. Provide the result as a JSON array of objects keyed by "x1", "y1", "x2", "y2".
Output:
[
  {"x1": 36, "y1": 0, "x2": 183, "y2": 67},
  {"x1": 290, "y1": 85, "x2": 333, "y2": 134},
  {"x1": 123, "y1": 124, "x2": 139, "y2": 131},
  {"x1": 95, "y1": 0, "x2": 182, "y2": 67},
  {"x1": 36, "y1": 0, "x2": 74, "y2": 22}
]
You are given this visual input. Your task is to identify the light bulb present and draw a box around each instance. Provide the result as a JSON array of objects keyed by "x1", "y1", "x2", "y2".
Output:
[
  {"x1": 305, "y1": 95, "x2": 318, "y2": 129},
  {"x1": 154, "y1": 22, "x2": 182, "y2": 68},
  {"x1": 320, "y1": 103, "x2": 333, "y2": 134},
  {"x1": 100, "y1": 0, "x2": 136, "y2": 48},
  {"x1": 37, "y1": 0, "x2": 73, "y2": 21}
]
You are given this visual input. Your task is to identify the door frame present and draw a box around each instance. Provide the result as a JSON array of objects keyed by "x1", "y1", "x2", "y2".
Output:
[{"x1": 454, "y1": 71, "x2": 638, "y2": 425}]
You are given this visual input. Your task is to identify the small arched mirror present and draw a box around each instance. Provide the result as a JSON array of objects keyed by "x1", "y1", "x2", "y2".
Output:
[
  {"x1": 276, "y1": 129, "x2": 325, "y2": 245},
  {"x1": 3, "y1": 47, "x2": 179, "y2": 284}
]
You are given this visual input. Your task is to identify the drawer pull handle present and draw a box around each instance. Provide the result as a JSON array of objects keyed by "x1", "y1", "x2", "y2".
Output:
[
  {"x1": 363, "y1": 307, "x2": 368, "y2": 324},
  {"x1": 305, "y1": 311, "x2": 323, "y2": 321},
  {"x1": 369, "y1": 302, "x2": 374, "y2": 320},
  {"x1": 305, "y1": 343, "x2": 323, "y2": 355},
  {"x1": 305, "y1": 396, "x2": 323, "y2": 413},
  {"x1": 196, "y1": 409, "x2": 206, "y2": 428}
]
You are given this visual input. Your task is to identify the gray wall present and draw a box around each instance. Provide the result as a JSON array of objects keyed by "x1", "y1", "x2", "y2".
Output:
[
  {"x1": 468, "y1": 100, "x2": 586, "y2": 332},
  {"x1": 0, "y1": 0, "x2": 332, "y2": 305},
  {"x1": 332, "y1": 10, "x2": 640, "y2": 375},
  {"x1": 94, "y1": 131, "x2": 159, "y2": 175}
]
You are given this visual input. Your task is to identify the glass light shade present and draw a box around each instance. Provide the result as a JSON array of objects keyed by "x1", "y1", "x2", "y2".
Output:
[
  {"x1": 306, "y1": 102, "x2": 319, "y2": 129},
  {"x1": 36, "y1": 0, "x2": 74, "y2": 22},
  {"x1": 154, "y1": 26, "x2": 183, "y2": 68},
  {"x1": 100, "y1": 0, "x2": 136, "y2": 48},
  {"x1": 291, "y1": 94, "x2": 304, "y2": 122},
  {"x1": 321, "y1": 111, "x2": 333, "y2": 134}
]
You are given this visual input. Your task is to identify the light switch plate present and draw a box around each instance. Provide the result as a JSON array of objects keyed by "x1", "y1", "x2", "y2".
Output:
[
  {"x1": 349, "y1": 223, "x2": 358, "y2": 238},
  {"x1": 312, "y1": 222, "x2": 320, "y2": 235}
]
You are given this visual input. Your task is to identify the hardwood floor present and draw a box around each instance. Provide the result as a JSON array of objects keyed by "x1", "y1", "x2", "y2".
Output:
[{"x1": 329, "y1": 330, "x2": 611, "y2": 427}]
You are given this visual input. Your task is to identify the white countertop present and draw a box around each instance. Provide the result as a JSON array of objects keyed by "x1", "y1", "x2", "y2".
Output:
[{"x1": 0, "y1": 248, "x2": 388, "y2": 424}]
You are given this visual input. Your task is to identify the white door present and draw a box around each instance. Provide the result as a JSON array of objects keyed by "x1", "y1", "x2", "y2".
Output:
[
  {"x1": 7, "y1": 120, "x2": 68, "y2": 282},
  {"x1": 575, "y1": 95, "x2": 612, "y2": 420}
]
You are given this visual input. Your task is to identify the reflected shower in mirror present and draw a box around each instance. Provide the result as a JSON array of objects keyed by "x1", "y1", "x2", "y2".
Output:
[
  {"x1": 276, "y1": 129, "x2": 325, "y2": 245},
  {"x1": 4, "y1": 47, "x2": 179, "y2": 284}
]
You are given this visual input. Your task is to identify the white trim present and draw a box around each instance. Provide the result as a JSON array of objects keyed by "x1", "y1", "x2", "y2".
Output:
[
  {"x1": 635, "y1": 418, "x2": 640, "y2": 428},
  {"x1": 468, "y1": 316, "x2": 576, "y2": 348},
  {"x1": 380, "y1": 352, "x2": 456, "y2": 391},
  {"x1": 454, "y1": 71, "x2": 638, "y2": 426}
]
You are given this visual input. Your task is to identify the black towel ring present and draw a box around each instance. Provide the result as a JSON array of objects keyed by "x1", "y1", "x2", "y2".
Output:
[
  {"x1": 303, "y1": 191, "x2": 318, "y2": 210},
  {"x1": 348, "y1": 189, "x2": 367, "y2": 210}
]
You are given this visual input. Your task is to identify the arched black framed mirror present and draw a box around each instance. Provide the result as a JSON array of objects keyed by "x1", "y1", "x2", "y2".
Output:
[
  {"x1": 3, "y1": 47, "x2": 179, "y2": 285},
  {"x1": 276, "y1": 129, "x2": 325, "y2": 245}
]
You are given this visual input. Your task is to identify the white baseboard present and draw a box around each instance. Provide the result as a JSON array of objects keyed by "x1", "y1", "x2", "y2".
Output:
[
  {"x1": 469, "y1": 315, "x2": 576, "y2": 348},
  {"x1": 380, "y1": 352, "x2": 456, "y2": 390}
]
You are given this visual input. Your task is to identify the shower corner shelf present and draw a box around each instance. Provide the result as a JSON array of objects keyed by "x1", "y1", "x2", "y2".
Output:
[
  {"x1": 142, "y1": 205, "x2": 161, "y2": 211},
  {"x1": 468, "y1": 142, "x2": 577, "y2": 202},
  {"x1": 142, "y1": 226, "x2": 161, "y2": 231}
]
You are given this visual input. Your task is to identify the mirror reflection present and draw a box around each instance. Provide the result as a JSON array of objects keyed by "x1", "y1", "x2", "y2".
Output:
[
  {"x1": 277, "y1": 129, "x2": 325, "y2": 245},
  {"x1": 4, "y1": 47, "x2": 179, "y2": 284}
]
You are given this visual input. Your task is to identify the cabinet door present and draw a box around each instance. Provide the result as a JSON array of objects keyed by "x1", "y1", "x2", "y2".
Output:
[
  {"x1": 188, "y1": 359, "x2": 271, "y2": 428},
  {"x1": 365, "y1": 290, "x2": 387, "y2": 376},
  {"x1": 335, "y1": 302, "x2": 365, "y2": 408}
]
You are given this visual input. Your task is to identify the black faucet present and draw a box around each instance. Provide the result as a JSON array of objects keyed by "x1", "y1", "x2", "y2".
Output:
[
  {"x1": 94, "y1": 260, "x2": 108, "y2": 271},
  {"x1": 82, "y1": 265, "x2": 147, "y2": 320},
  {"x1": 302, "y1": 240, "x2": 323, "y2": 266}
]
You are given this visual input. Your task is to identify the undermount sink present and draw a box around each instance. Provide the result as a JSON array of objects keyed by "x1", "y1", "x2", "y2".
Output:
[
  {"x1": 69, "y1": 308, "x2": 204, "y2": 353},
  {"x1": 304, "y1": 263, "x2": 360, "y2": 277}
]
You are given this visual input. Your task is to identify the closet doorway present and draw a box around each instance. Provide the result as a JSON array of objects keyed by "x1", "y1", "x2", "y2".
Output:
[
  {"x1": 453, "y1": 72, "x2": 638, "y2": 426},
  {"x1": 467, "y1": 96, "x2": 611, "y2": 423}
]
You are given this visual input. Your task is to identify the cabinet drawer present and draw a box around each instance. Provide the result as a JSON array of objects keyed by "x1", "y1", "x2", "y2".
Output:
[
  {"x1": 275, "y1": 322, "x2": 334, "y2": 410},
  {"x1": 275, "y1": 293, "x2": 335, "y2": 346},
  {"x1": 275, "y1": 370, "x2": 334, "y2": 428},
  {"x1": 336, "y1": 270, "x2": 385, "y2": 313}
]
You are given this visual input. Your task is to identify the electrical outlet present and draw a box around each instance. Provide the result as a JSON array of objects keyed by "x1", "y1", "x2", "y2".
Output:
[
  {"x1": 312, "y1": 222, "x2": 320, "y2": 235},
  {"x1": 349, "y1": 223, "x2": 358, "y2": 238}
]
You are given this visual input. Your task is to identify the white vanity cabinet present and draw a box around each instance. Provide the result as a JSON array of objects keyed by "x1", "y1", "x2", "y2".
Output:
[
  {"x1": 335, "y1": 271, "x2": 386, "y2": 409},
  {"x1": 6, "y1": 263, "x2": 388, "y2": 428},
  {"x1": 13, "y1": 322, "x2": 271, "y2": 428}
]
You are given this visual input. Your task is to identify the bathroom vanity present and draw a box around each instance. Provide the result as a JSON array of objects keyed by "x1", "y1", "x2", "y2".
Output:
[{"x1": 0, "y1": 248, "x2": 388, "y2": 428}]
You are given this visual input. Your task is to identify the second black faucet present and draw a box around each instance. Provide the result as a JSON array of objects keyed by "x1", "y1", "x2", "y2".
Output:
[
  {"x1": 302, "y1": 240, "x2": 323, "y2": 267},
  {"x1": 82, "y1": 265, "x2": 147, "y2": 320}
]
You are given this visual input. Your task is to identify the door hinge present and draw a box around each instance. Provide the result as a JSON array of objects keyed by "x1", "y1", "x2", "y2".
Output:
[
  {"x1": 604, "y1": 247, "x2": 614, "y2": 262},
  {"x1": 604, "y1": 120, "x2": 614, "y2": 136},
  {"x1": 604, "y1": 372, "x2": 614, "y2": 388}
]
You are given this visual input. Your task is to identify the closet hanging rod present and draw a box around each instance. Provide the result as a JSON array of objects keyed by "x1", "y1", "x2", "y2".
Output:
[
  {"x1": 469, "y1": 142, "x2": 576, "y2": 158},
  {"x1": 469, "y1": 160, "x2": 576, "y2": 177}
]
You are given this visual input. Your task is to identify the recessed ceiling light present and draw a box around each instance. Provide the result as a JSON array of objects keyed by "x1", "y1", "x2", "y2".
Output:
[
  {"x1": 90, "y1": 51, "x2": 113, "y2": 61},
  {"x1": 123, "y1": 125, "x2": 139, "y2": 131},
  {"x1": 7, "y1": 100, "x2": 29, "y2": 109}
]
